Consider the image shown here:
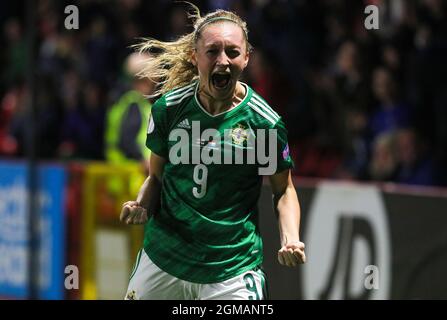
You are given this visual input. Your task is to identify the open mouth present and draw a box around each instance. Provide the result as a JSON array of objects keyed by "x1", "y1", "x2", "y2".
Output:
[{"x1": 211, "y1": 72, "x2": 231, "y2": 90}]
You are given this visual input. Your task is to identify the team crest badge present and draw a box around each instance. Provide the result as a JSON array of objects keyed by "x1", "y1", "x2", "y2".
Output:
[{"x1": 230, "y1": 124, "x2": 249, "y2": 146}]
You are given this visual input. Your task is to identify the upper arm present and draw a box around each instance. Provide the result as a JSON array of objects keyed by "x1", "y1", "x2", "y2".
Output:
[
  {"x1": 269, "y1": 169, "x2": 293, "y2": 197},
  {"x1": 146, "y1": 97, "x2": 169, "y2": 158}
]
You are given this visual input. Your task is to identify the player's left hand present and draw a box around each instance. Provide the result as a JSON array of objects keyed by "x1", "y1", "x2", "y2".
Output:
[
  {"x1": 120, "y1": 201, "x2": 148, "y2": 225},
  {"x1": 278, "y1": 241, "x2": 306, "y2": 267}
]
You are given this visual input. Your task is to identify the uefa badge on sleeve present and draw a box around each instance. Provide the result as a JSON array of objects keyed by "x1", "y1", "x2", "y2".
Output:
[{"x1": 282, "y1": 144, "x2": 290, "y2": 160}]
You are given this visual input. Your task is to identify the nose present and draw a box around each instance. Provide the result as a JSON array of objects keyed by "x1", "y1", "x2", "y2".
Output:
[{"x1": 216, "y1": 50, "x2": 230, "y2": 66}]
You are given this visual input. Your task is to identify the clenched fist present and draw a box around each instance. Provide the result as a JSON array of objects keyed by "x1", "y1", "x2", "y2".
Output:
[
  {"x1": 278, "y1": 241, "x2": 306, "y2": 267},
  {"x1": 120, "y1": 201, "x2": 148, "y2": 225}
]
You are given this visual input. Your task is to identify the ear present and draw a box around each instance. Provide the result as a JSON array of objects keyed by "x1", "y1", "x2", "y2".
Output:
[
  {"x1": 243, "y1": 49, "x2": 250, "y2": 68},
  {"x1": 191, "y1": 49, "x2": 197, "y2": 67}
]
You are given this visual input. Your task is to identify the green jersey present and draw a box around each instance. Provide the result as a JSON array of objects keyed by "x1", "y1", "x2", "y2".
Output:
[{"x1": 144, "y1": 81, "x2": 293, "y2": 283}]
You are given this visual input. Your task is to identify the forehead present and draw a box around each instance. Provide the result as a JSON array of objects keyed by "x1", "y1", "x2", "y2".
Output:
[{"x1": 197, "y1": 22, "x2": 246, "y2": 47}]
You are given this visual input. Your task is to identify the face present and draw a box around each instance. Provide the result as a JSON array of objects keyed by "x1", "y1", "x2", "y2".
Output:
[
  {"x1": 396, "y1": 130, "x2": 416, "y2": 164},
  {"x1": 192, "y1": 21, "x2": 249, "y2": 100},
  {"x1": 372, "y1": 68, "x2": 393, "y2": 102}
]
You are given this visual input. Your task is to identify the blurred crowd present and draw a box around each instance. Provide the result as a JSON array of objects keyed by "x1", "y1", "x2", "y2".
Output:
[{"x1": 1, "y1": 0, "x2": 446, "y2": 186}]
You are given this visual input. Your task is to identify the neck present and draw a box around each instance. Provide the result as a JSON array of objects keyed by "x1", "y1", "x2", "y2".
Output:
[{"x1": 198, "y1": 82, "x2": 246, "y2": 115}]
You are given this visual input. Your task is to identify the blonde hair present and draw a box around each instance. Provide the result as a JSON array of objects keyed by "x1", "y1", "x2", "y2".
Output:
[{"x1": 134, "y1": 3, "x2": 251, "y2": 97}]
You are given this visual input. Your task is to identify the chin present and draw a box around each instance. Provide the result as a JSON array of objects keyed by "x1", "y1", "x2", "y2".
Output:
[
  {"x1": 212, "y1": 89, "x2": 233, "y2": 100},
  {"x1": 215, "y1": 82, "x2": 236, "y2": 98}
]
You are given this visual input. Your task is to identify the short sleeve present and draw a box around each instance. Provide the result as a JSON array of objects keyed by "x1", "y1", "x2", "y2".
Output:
[
  {"x1": 273, "y1": 118, "x2": 294, "y2": 174},
  {"x1": 146, "y1": 97, "x2": 169, "y2": 158}
]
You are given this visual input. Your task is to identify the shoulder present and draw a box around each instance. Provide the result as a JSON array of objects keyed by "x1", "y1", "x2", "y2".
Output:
[
  {"x1": 151, "y1": 81, "x2": 197, "y2": 113},
  {"x1": 163, "y1": 81, "x2": 197, "y2": 107},
  {"x1": 150, "y1": 82, "x2": 197, "y2": 126},
  {"x1": 245, "y1": 85, "x2": 282, "y2": 128}
]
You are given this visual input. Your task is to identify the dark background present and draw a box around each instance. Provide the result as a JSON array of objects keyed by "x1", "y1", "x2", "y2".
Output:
[{"x1": 1, "y1": 0, "x2": 447, "y2": 186}]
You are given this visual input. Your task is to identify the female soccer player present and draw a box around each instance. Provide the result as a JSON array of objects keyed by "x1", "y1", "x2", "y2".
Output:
[{"x1": 120, "y1": 5, "x2": 306, "y2": 300}]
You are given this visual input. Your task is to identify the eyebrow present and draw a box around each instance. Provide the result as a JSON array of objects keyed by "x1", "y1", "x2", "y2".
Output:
[{"x1": 203, "y1": 42, "x2": 241, "y2": 49}]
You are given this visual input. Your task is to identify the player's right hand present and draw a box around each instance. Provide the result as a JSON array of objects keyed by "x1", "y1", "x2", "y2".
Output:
[{"x1": 120, "y1": 201, "x2": 148, "y2": 225}]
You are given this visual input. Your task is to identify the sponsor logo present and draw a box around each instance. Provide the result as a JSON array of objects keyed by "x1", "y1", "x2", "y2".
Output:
[
  {"x1": 177, "y1": 119, "x2": 191, "y2": 129},
  {"x1": 303, "y1": 182, "x2": 391, "y2": 299}
]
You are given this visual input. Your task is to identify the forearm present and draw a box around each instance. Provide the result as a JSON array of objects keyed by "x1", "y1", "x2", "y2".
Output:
[
  {"x1": 273, "y1": 185, "x2": 301, "y2": 246},
  {"x1": 136, "y1": 175, "x2": 162, "y2": 214}
]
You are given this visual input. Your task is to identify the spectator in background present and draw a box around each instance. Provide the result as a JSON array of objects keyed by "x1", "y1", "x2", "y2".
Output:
[
  {"x1": 0, "y1": 83, "x2": 23, "y2": 156},
  {"x1": 335, "y1": 109, "x2": 369, "y2": 181},
  {"x1": 295, "y1": 40, "x2": 369, "y2": 180},
  {"x1": 394, "y1": 128, "x2": 436, "y2": 186},
  {"x1": 59, "y1": 82, "x2": 106, "y2": 160},
  {"x1": 105, "y1": 52, "x2": 154, "y2": 174},
  {"x1": 37, "y1": 8, "x2": 61, "y2": 76},
  {"x1": 382, "y1": 44, "x2": 403, "y2": 80},
  {"x1": 333, "y1": 40, "x2": 370, "y2": 178},
  {"x1": 5, "y1": 77, "x2": 63, "y2": 158},
  {"x1": 84, "y1": 17, "x2": 118, "y2": 86},
  {"x1": 34, "y1": 77, "x2": 64, "y2": 158},
  {"x1": 2, "y1": 18, "x2": 26, "y2": 86},
  {"x1": 369, "y1": 67, "x2": 411, "y2": 139},
  {"x1": 316, "y1": 40, "x2": 368, "y2": 154},
  {"x1": 167, "y1": 5, "x2": 192, "y2": 40},
  {"x1": 57, "y1": 69, "x2": 81, "y2": 158},
  {"x1": 245, "y1": 50, "x2": 289, "y2": 116},
  {"x1": 368, "y1": 132, "x2": 398, "y2": 182},
  {"x1": 246, "y1": 50, "x2": 274, "y2": 105},
  {"x1": 333, "y1": 40, "x2": 369, "y2": 116}
]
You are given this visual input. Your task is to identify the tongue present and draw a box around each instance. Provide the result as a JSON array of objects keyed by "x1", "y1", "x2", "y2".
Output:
[
  {"x1": 215, "y1": 79, "x2": 227, "y2": 88},
  {"x1": 213, "y1": 75, "x2": 229, "y2": 88}
]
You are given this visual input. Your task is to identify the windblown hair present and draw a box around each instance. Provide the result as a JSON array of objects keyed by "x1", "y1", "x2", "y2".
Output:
[{"x1": 134, "y1": 3, "x2": 251, "y2": 97}]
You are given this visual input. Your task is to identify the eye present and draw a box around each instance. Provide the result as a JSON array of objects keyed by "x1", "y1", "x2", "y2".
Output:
[
  {"x1": 226, "y1": 49, "x2": 240, "y2": 59},
  {"x1": 207, "y1": 49, "x2": 218, "y2": 55}
]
